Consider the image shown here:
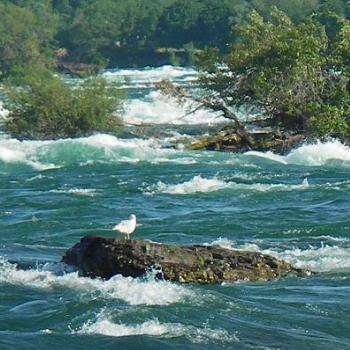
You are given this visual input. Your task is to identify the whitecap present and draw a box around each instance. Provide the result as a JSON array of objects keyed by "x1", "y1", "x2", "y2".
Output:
[
  {"x1": 0, "y1": 140, "x2": 57, "y2": 170},
  {"x1": 123, "y1": 90, "x2": 224, "y2": 125},
  {"x1": 79, "y1": 319, "x2": 170, "y2": 337},
  {"x1": 78, "y1": 316, "x2": 238, "y2": 344},
  {"x1": 144, "y1": 175, "x2": 309, "y2": 195},
  {"x1": 208, "y1": 239, "x2": 350, "y2": 273},
  {"x1": 286, "y1": 140, "x2": 350, "y2": 166},
  {"x1": 245, "y1": 150, "x2": 288, "y2": 165},
  {"x1": 145, "y1": 175, "x2": 229, "y2": 195},
  {"x1": 0, "y1": 134, "x2": 191, "y2": 169},
  {"x1": 246, "y1": 139, "x2": 350, "y2": 167},
  {"x1": 266, "y1": 244, "x2": 350, "y2": 272},
  {"x1": 103, "y1": 65, "x2": 198, "y2": 85},
  {"x1": 0, "y1": 258, "x2": 193, "y2": 306}
]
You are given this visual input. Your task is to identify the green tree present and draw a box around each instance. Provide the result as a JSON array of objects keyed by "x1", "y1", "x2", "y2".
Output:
[
  {"x1": 250, "y1": 0, "x2": 320, "y2": 23},
  {"x1": 319, "y1": 0, "x2": 349, "y2": 17},
  {"x1": 3, "y1": 67, "x2": 124, "y2": 140},
  {"x1": 191, "y1": 9, "x2": 350, "y2": 137},
  {"x1": 59, "y1": 0, "x2": 168, "y2": 67},
  {"x1": 0, "y1": 2, "x2": 57, "y2": 79},
  {"x1": 156, "y1": 0, "x2": 203, "y2": 47}
]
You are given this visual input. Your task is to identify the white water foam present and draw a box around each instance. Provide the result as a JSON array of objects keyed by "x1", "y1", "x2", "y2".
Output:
[
  {"x1": 79, "y1": 319, "x2": 170, "y2": 337},
  {"x1": 0, "y1": 101, "x2": 9, "y2": 119},
  {"x1": 78, "y1": 134, "x2": 195, "y2": 164},
  {"x1": 146, "y1": 175, "x2": 229, "y2": 195},
  {"x1": 50, "y1": 188, "x2": 97, "y2": 197},
  {"x1": 145, "y1": 175, "x2": 309, "y2": 195},
  {"x1": 246, "y1": 140, "x2": 350, "y2": 166},
  {"x1": 209, "y1": 238, "x2": 350, "y2": 273},
  {"x1": 123, "y1": 90, "x2": 224, "y2": 125},
  {"x1": 78, "y1": 316, "x2": 237, "y2": 344},
  {"x1": 0, "y1": 134, "x2": 197, "y2": 170},
  {"x1": 0, "y1": 139, "x2": 57, "y2": 170},
  {"x1": 286, "y1": 140, "x2": 350, "y2": 166},
  {"x1": 266, "y1": 244, "x2": 350, "y2": 272},
  {"x1": 103, "y1": 65, "x2": 198, "y2": 86},
  {"x1": 245, "y1": 150, "x2": 288, "y2": 165},
  {"x1": 0, "y1": 258, "x2": 193, "y2": 305}
]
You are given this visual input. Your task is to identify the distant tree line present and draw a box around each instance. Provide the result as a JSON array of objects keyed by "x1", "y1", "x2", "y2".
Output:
[
  {"x1": 0, "y1": 0, "x2": 350, "y2": 74},
  {"x1": 1, "y1": 0, "x2": 350, "y2": 141}
]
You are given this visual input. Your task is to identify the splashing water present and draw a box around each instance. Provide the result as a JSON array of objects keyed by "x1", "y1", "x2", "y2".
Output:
[
  {"x1": 0, "y1": 257, "x2": 193, "y2": 306},
  {"x1": 246, "y1": 139, "x2": 350, "y2": 166},
  {"x1": 1, "y1": 66, "x2": 349, "y2": 350},
  {"x1": 144, "y1": 175, "x2": 309, "y2": 195}
]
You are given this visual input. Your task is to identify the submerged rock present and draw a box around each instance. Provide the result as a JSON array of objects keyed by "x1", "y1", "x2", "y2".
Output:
[{"x1": 62, "y1": 237, "x2": 308, "y2": 284}]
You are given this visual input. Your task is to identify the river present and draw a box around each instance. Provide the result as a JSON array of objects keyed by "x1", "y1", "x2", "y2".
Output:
[{"x1": 0, "y1": 66, "x2": 349, "y2": 349}]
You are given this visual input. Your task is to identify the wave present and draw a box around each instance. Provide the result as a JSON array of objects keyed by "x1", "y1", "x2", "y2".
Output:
[
  {"x1": 1, "y1": 132, "x2": 350, "y2": 173},
  {"x1": 145, "y1": 175, "x2": 229, "y2": 194},
  {"x1": 123, "y1": 90, "x2": 224, "y2": 125},
  {"x1": 103, "y1": 65, "x2": 198, "y2": 86},
  {"x1": 246, "y1": 139, "x2": 350, "y2": 166},
  {"x1": 144, "y1": 175, "x2": 309, "y2": 195},
  {"x1": 0, "y1": 258, "x2": 193, "y2": 305},
  {"x1": 0, "y1": 139, "x2": 57, "y2": 171},
  {"x1": 0, "y1": 134, "x2": 197, "y2": 170},
  {"x1": 209, "y1": 238, "x2": 350, "y2": 273},
  {"x1": 78, "y1": 315, "x2": 237, "y2": 344},
  {"x1": 269, "y1": 244, "x2": 350, "y2": 272}
]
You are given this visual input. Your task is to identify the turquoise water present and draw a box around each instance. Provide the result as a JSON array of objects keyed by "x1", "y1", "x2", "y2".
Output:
[{"x1": 0, "y1": 67, "x2": 349, "y2": 350}]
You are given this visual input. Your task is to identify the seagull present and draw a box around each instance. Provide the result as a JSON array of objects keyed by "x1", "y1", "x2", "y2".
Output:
[{"x1": 112, "y1": 214, "x2": 137, "y2": 240}]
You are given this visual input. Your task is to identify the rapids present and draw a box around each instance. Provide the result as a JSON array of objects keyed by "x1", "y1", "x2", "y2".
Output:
[{"x1": 0, "y1": 66, "x2": 349, "y2": 350}]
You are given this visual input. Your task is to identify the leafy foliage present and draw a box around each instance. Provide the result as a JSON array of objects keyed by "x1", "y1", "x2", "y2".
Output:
[
  {"x1": 1, "y1": 1, "x2": 350, "y2": 140},
  {"x1": 0, "y1": 2, "x2": 57, "y2": 79},
  {"x1": 1, "y1": 0, "x2": 350, "y2": 69},
  {"x1": 195, "y1": 9, "x2": 350, "y2": 137},
  {"x1": 3, "y1": 67, "x2": 124, "y2": 140},
  {"x1": 57, "y1": 0, "x2": 169, "y2": 66}
]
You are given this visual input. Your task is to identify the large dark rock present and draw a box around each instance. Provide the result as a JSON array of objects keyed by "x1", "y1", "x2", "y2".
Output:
[{"x1": 62, "y1": 237, "x2": 309, "y2": 284}]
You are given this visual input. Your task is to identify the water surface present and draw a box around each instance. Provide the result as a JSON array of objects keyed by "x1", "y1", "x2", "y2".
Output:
[{"x1": 0, "y1": 66, "x2": 349, "y2": 350}]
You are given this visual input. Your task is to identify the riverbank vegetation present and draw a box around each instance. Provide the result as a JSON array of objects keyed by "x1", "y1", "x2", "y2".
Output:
[
  {"x1": 0, "y1": 1, "x2": 350, "y2": 143},
  {"x1": 3, "y1": 67, "x2": 123, "y2": 140},
  {"x1": 198, "y1": 9, "x2": 350, "y2": 137},
  {"x1": 159, "y1": 9, "x2": 350, "y2": 150},
  {"x1": 0, "y1": 0, "x2": 349, "y2": 72}
]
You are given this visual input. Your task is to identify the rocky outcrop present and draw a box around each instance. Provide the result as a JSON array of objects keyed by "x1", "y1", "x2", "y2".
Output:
[
  {"x1": 62, "y1": 237, "x2": 308, "y2": 284},
  {"x1": 188, "y1": 129, "x2": 306, "y2": 154}
]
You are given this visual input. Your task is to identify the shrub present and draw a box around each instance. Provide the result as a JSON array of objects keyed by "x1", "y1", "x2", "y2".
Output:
[{"x1": 3, "y1": 67, "x2": 124, "y2": 140}]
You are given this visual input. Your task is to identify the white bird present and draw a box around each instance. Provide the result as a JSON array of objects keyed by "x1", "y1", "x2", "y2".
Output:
[{"x1": 112, "y1": 214, "x2": 137, "y2": 240}]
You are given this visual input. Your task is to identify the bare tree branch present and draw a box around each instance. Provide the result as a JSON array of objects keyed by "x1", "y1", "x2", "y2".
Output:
[{"x1": 156, "y1": 80, "x2": 255, "y2": 148}]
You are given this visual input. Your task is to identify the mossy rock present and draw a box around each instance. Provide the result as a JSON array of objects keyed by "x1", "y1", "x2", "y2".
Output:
[{"x1": 63, "y1": 237, "x2": 310, "y2": 284}]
